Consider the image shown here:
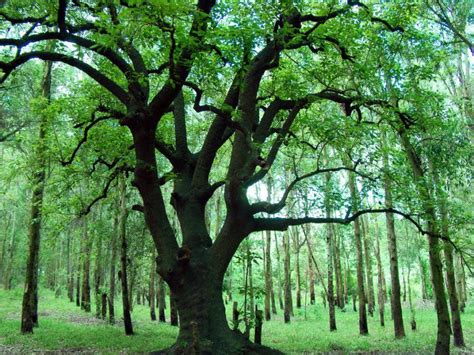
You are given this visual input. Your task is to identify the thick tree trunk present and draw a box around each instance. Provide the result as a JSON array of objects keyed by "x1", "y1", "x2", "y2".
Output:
[
  {"x1": 347, "y1": 166, "x2": 368, "y2": 335},
  {"x1": 382, "y1": 131, "x2": 405, "y2": 338},
  {"x1": 118, "y1": 176, "x2": 133, "y2": 335},
  {"x1": 21, "y1": 60, "x2": 52, "y2": 334}
]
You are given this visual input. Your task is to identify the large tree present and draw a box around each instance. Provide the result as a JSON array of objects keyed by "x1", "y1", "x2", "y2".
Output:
[{"x1": 0, "y1": 0, "x2": 465, "y2": 352}]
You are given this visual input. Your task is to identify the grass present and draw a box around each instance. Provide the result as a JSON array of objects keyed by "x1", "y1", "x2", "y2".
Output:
[{"x1": 0, "y1": 288, "x2": 472, "y2": 353}]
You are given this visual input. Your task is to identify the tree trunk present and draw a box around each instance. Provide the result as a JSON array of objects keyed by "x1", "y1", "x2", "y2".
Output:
[
  {"x1": 293, "y1": 230, "x2": 302, "y2": 309},
  {"x1": 382, "y1": 130, "x2": 405, "y2": 338},
  {"x1": 283, "y1": 231, "x2": 291, "y2": 323},
  {"x1": 94, "y1": 233, "x2": 103, "y2": 319},
  {"x1": 21, "y1": 60, "x2": 52, "y2": 334},
  {"x1": 81, "y1": 218, "x2": 91, "y2": 313},
  {"x1": 333, "y1": 228, "x2": 344, "y2": 309},
  {"x1": 455, "y1": 253, "x2": 466, "y2": 312},
  {"x1": 108, "y1": 215, "x2": 118, "y2": 324},
  {"x1": 361, "y1": 217, "x2": 375, "y2": 317},
  {"x1": 3, "y1": 211, "x2": 17, "y2": 290},
  {"x1": 275, "y1": 234, "x2": 284, "y2": 310},
  {"x1": 374, "y1": 220, "x2": 385, "y2": 327},
  {"x1": 400, "y1": 130, "x2": 450, "y2": 354},
  {"x1": 418, "y1": 255, "x2": 429, "y2": 300},
  {"x1": 307, "y1": 232, "x2": 316, "y2": 305},
  {"x1": 264, "y1": 230, "x2": 272, "y2": 320},
  {"x1": 158, "y1": 276, "x2": 166, "y2": 323},
  {"x1": 407, "y1": 268, "x2": 416, "y2": 331},
  {"x1": 170, "y1": 290, "x2": 178, "y2": 326},
  {"x1": 149, "y1": 253, "x2": 157, "y2": 321},
  {"x1": 67, "y1": 233, "x2": 74, "y2": 302},
  {"x1": 347, "y1": 165, "x2": 368, "y2": 335},
  {"x1": 118, "y1": 175, "x2": 133, "y2": 335}
]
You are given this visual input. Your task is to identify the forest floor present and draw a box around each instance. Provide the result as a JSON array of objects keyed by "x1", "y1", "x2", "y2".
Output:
[{"x1": 0, "y1": 288, "x2": 473, "y2": 354}]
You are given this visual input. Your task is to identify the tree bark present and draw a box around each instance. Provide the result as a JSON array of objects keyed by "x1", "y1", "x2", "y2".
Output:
[
  {"x1": 264, "y1": 230, "x2": 273, "y2": 320},
  {"x1": 118, "y1": 175, "x2": 133, "y2": 335},
  {"x1": 283, "y1": 231, "x2": 291, "y2": 323},
  {"x1": 374, "y1": 219, "x2": 385, "y2": 327},
  {"x1": 399, "y1": 130, "x2": 450, "y2": 354},
  {"x1": 347, "y1": 165, "x2": 368, "y2": 335},
  {"x1": 382, "y1": 130, "x2": 405, "y2": 338},
  {"x1": 149, "y1": 252, "x2": 157, "y2": 321},
  {"x1": 81, "y1": 218, "x2": 91, "y2": 313},
  {"x1": 108, "y1": 215, "x2": 118, "y2": 324},
  {"x1": 361, "y1": 217, "x2": 375, "y2": 317},
  {"x1": 21, "y1": 60, "x2": 52, "y2": 334},
  {"x1": 158, "y1": 276, "x2": 166, "y2": 323}
]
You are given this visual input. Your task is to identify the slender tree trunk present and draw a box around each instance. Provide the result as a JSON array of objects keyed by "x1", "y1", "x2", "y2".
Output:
[
  {"x1": 324, "y1": 172, "x2": 336, "y2": 330},
  {"x1": 75, "y1": 249, "x2": 81, "y2": 307},
  {"x1": 170, "y1": 290, "x2": 178, "y2": 326},
  {"x1": 418, "y1": 255, "x2": 429, "y2": 300},
  {"x1": 283, "y1": 231, "x2": 291, "y2": 323},
  {"x1": 433, "y1": 169, "x2": 465, "y2": 347},
  {"x1": 361, "y1": 217, "x2": 375, "y2": 317},
  {"x1": 307, "y1": 232, "x2": 316, "y2": 305},
  {"x1": 108, "y1": 215, "x2": 118, "y2": 324},
  {"x1": 21, "y1": 60, "x2": 52, "y2": 334},
  {"x1": 275, "y1": 235, "x2": 284, "y2": 310},
  {"x1": 374, "y1": 220, "x2": 385, "y2": 327},
  {"x1": 3, "y1": 211, "x2": 16, "y2": 290},
  {"x1": 264, "y1": 230, "x2": 272, "y2": 320},
  {"x1": 118, "y1": 175, "x2": 133, "y2": 335},
  {"x1": 149, "y1": 252, "x2": 157, "y2": 321},
  {"x1": 382, "y1": 130, "x2": 405, "y2": 338},
  {"x1": 66, "y1": 233, "x2": 74, "y2": 302},
  {"x1": 407, "y1": 268, "x2": 416, "y2": 331},
  {"x1": 94, "y1": 233, "x2": 103, "y2": 318},
  {"x1": 347, "y1": 165, "x2": 368, "y2": 335},
  {"x1": 333, "y1": 228, "x2": 344, "y2": 309},
  {"x1": 400, "y1": 130, "x2": 450, "y2": 354},
  {"x1": 81, "y1": 218, "x2": 91, "y2": 313},
  {"x1": 455, "y1": 254, "x2": 466, "y2": 312},
  {"x1": 294, "y1": 231, "x2": 302, "y2": 309},
  {"x1": 158, "y1": 276, "x2": 166, "y2": 322}
]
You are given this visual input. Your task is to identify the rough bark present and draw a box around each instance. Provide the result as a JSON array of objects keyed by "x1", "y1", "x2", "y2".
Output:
[
  {"x1": 170, "y1": 290, "x2": 178, "y2": 326},
  {"x1": 21, "y1": 60, "x2": 52, "y2": 334}
]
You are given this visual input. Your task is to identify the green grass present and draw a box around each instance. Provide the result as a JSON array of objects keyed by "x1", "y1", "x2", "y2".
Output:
[{"x1": 0, "y1": 288, "x2": 472, "y2": 353}]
